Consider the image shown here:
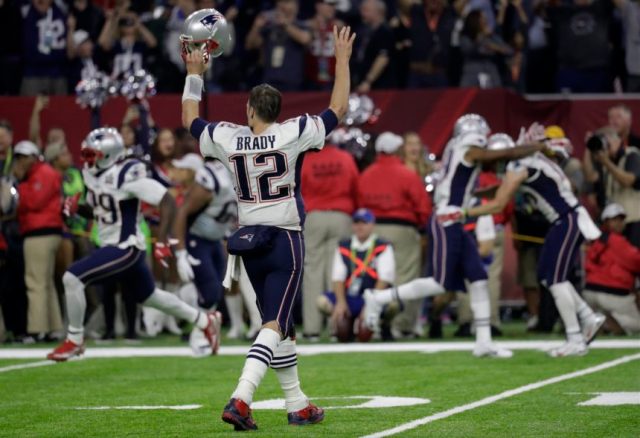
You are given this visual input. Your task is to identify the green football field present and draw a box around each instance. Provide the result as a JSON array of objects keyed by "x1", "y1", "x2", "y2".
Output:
[{"x1": 1, "y1": 338, "x2": 639, "y2": 437}]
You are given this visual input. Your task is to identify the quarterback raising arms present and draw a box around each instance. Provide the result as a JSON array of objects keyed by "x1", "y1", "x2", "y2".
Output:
[{"x1": 181, "y1": 24, "x2": 355, "y2": 430}]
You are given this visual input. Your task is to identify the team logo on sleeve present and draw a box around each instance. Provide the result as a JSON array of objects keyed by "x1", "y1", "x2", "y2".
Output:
[{"x1": 239, "y1": 233, "x2": 254, "y2": 242}]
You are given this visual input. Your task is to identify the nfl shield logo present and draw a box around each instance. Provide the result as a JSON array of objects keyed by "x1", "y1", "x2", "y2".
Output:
[{"x1": 200, "y1": 14, "x2": 219, "y2": 32}]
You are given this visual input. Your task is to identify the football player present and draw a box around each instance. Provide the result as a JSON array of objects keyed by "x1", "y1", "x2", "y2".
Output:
[
  {"x1": 171, "y1": 153, "x2": 237, "y2": 356},
  {"x1": 363, "y1": 116, "x2": 546, "y2": 358},
  {"x1": 464, "y1": 130, "x2": 606, "y2": 357},
  {"x1": 47, "y1": 128, "x2": 221, "y2": 361},
  {"x1": 181, "y1": 21, "x2": 354, "y2": 430}
]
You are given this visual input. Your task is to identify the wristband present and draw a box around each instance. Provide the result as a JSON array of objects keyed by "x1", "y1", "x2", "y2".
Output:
[
  {"x1": 182, "y1": 74, "x2": 203, "y2": 103},
  {"x1": 175, "y1": 249, "x2": 188, "y2": 258}
]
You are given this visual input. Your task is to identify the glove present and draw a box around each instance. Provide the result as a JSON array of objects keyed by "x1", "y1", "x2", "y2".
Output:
[
  {"x1": 63, "y1": 193, "x2": 81, "y2": 217},
  {"x1": 176, "y1": 249, "x2": 201, "y2": 282},
  {"x1": 153, "y1": 238, "x2": 178, "y2": 268}
]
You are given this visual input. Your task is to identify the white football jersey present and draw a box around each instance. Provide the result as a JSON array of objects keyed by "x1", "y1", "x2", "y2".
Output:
[
  {"x1": 198, "y1": 115, "x2": 327, "y2": 230},
  {"x1": 433, "y1": 132, "x2": 486, "y2": 214},
  {"x1": 83, "y1": 158, "x2": 167, "y2": 250},
  {"x1": 189, "y1": 160, "x2": 238, "y2": 241},
  {"x1": 506, "y1": 152, "x2": 579, "y2": 223}
]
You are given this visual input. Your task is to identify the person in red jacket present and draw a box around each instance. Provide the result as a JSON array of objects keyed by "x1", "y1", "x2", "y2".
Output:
[
  {"x1": 13, "y1": 141, "x2": 64, "y2": 340},
  {"x1": 358, "y1": 131, "x2": 432, "y2": 337},
  {"x1": 300, "y1": 140, "x2": 359, "y2": 340},
  {"x1": 584, "y1": 203, "x2": 640, "y2": 335}
]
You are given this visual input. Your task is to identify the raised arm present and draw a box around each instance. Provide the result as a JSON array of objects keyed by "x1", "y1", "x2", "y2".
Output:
[
  {"x1": 173, "y1": 183, "x2": 213, "y2": 251},
  {"x1": 467, "y1": 142, "x2": 545, "y2": 164},
  {"x1": 328, "y1": 26, "x2": 356, "y2": 121},
  {"x1": 181, "y1": 50, "x2": 207, "y2": 131}
]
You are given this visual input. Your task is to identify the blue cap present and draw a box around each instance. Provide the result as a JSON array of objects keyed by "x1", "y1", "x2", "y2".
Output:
[{"x1": 353, "y1": 208, "x2": 375, "y2": 223}]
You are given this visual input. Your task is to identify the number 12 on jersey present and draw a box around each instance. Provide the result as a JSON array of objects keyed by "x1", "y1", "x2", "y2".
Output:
[{"x1": 229, "y1": 151, "x2": 291, "y2": 203}]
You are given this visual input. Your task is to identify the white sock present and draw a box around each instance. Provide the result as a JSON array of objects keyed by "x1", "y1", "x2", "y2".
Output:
[
  {"x1": 232, "y1": 328, "x2": 280, "y2": 405},
  {"x1": 225, "y1": 294, "x2": 245, "y2": 332},
  {"x1": 63, "y1": 272, "x2": 86, "y2": 344},
  {"x1": 271, "y1": 337, "x2": 308, "y2": 413},
  {"x1": 143, "y1": 288, "x2": 207, "y2": 329},
  {"x1": 239, "y1": 266, "x2": 263, "y2": 330},
  {"x1": 549, "y1": 282, "x2": 583, "y2": 343},
  {"x1": 374, "y1": 278, "x2": 445, "y2": 305},
  {"x1": 469, "y1": 280, "x2": 491, "y2": 344},
  {"x1": 566, "y1": 283, "x2": 595, "y2": 323}
]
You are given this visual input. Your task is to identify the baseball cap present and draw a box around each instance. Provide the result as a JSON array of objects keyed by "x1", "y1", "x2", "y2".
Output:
[
  {"x1": 13, "y1": 141, "x2": 40, "y2": 157},
  {"x1": 375, "y1": 132, "x2": 403, "y2": 154},
  {"x1": 73, "y1": 30, "x2": 90, "y2": 47},
  {"x1": 353, "y1": 208, "x2": 375, "y2": 223},
  {"x1": 172, "y1": 153, "x2": 203, "y2": 171},
  {"x1": 44, "y1": 142, "x2": 68, "y2": 163},
  {"x1": 601, "y1": 203, "x2": 626, "y2": 221}
]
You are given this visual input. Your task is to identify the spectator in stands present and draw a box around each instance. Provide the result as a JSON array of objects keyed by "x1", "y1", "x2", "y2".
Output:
[
  {"x1": 13, "y1": 141, "x2": 64, "y2": 342},
  {"x1": 304, "y1": 0, "x2": 344, "y2": 90},
  {"x1": 358, "y1": 132, "x2": 431, "y2": 338},
  {"x1": 67, "y1": 25, "x2": 100, "y2": 90},
  {"x1": 584, "y1": 203, "x2": 640, "y2": 334},
  {"x1": 613, "y1": 0, "x2": 640, "y2": 92},
  {"x1": 162, "y1": 0, "x2": 197, "y2": 93},
  {"x1": 398, "y1": 131, "x2": 434, "y2": 182},
  {"x1": 406, "y1": 0, "x2": 457, "y2": 88},
  {"x1": 459, "y1": 10, "x2": 513, "y2": 88},
  {"x1": 0, "y1": 0, "x2": 23, "y2": 95},
  {"x1": 21, "y1": 0, "x2": 69, "y2": 96},
  {"x1": 317, "y1": 208, "x2": 395, "y2": 342},
  {"x1": 353, "y1": 0, "x2": 397, "y2": 92},
  {"x1": 98, "y1": 7, "x2": 157, "y2": 78},
  {"x1": 583, "y1": 126, "x2": 640, "y2": 247},
  {"x1": 28, "y1": 96, "x2": 67, "y2": 150},
  {"x1": 300, "y1": 137, "x2": 359, "y2": 341},
  {"x1": 389, "y1": 0, "x2": 412, "y2": 89},
  {"x1": 496, "y1": 0, "x2": 529, "y2": 89},
  {"x1": 547, "y1": 0, "x2": 614, "y2": 93},
  {"x1": 525, "y1": 0, "x2": 555, "y2": 93},
  {"x1": 68, "y1": 0, "x2": 106, "y2": 43},
  {"x1": 246, "y1": 0, "x2": 312, "y2": 91}
]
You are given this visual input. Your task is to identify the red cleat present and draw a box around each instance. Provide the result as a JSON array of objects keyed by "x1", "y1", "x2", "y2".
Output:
[
  {"x1": 47, "y1": 339, "x2": 85, "y2": 362},
  {"x1": 203, "y1": 311, "x2": 222, "y2": 355},
  {"x1": 222, "y1": 398, "x2": 257, "y2": 431},
  {"x1": 287, "y1": 403, "x2": 325, "y2": 426}
]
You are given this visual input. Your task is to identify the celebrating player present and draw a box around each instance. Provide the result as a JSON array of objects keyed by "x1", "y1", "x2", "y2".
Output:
[
  {"x1": 181, "y1": 22, "x2": 355, "y2": 429},
  {"x1": 364, "y1": 115, "x2": 546, "y2": 358},
  {"x1": 47, "y1": 128, "x2": 221, "y2": 361},
  {"x1": 171, "y1": 153, "x2": 237, "y2": 356},
  {"x1": 464, "y1": 130, "x2": 606, "y2": 357}
]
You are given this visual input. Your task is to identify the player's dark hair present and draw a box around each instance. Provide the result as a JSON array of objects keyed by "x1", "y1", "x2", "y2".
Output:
[{"x1": 249, "y1": 84, "x2": 282, "y2": 123}]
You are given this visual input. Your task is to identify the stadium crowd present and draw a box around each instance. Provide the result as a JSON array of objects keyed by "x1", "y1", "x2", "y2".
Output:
[{"x1": 1, "y1": 0, "x2": 640, "y2": 95}]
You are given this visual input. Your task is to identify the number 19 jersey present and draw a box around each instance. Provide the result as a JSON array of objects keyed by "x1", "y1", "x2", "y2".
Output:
[{"x1": 197, "y1": 115, "x2": 328, "y2": 230}]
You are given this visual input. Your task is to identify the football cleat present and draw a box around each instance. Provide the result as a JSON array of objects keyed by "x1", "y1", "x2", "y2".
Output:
[
  {"x1": 222, "y1": 398, "x2": 257, "y2": 431},
  {"x1": 582, "y1": 313, "x2": 606, "y2": 345},
  {"x1": 288, "y1": 403, "x2": 325, "y2": 426},
  {"x1": 47, "y1": 339, "x2": 85, "y2": 362},
  {"x1": 189, "y1": 327, "x2": 212, "y2": 357},
  {"x1": 473, "y1": 343, "x2": 514, "y2": 358},
  {"x1": 547, "y1": 341, "x2": 588, "y2": 358},
  {"x1": 362, "y1": 289, "x2": 383, "y2": 330},
  {"x1": 202, "y1": 311, "x2": 222, "y2": 355}
]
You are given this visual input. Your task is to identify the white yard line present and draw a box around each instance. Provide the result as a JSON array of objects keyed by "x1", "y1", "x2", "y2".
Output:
[
  {"x1": 361, "y1": 352, "x2": 640, "y2": 438},
  {"x1": 0, "y1": 360, "x2": 55, "y2": 374},
  {"x1": 0, "y1": 339, "x2": 638, "y2": 360}
]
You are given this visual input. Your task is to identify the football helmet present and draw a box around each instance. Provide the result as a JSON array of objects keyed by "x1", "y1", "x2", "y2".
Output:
[
  {"x1": 81, "y1": 127, "x2": 125, "y2": 172},
  {"x1": 180, "y1": 9, "x2": 231, "y2": 63},
  {"x1": 487, "y1": 133, "x2": 515, "y2": 151},
  {"x1": 453, "y1": 114, "x2": 490, "y2": 138}
]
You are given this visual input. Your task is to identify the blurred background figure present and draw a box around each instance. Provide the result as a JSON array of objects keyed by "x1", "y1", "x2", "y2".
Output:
[{"x1": 304, "y1": 0, "x2": 344, "y2": 90}]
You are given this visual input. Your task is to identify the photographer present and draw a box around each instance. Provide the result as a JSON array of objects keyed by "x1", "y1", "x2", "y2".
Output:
[{"x1": 584, "y1": 127, "x2": 640, "y2": 247}]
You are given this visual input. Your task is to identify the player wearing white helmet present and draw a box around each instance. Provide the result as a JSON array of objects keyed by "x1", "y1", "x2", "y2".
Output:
[
  {"x1": 47, "y1": 128, "x2": 221, "y2": 361},
  {"x1": 363, "y1": 115, "x2": 546, "y2": 358},
  {"x1": 181, "y1": 17, "x2": 355, "y2": 430},
  {"x1": 465, "y1": 126, "x2": 606, "y2": 358}
]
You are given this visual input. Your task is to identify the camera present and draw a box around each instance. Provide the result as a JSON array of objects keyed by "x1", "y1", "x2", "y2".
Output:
[{"x1": 586, "y1": 134, "x2": 607, "y2": 153}]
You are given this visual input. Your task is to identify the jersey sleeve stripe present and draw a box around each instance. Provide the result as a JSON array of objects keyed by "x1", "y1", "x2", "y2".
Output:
[
  {"x1": 204, "y1": 166, "x2": 220, "y2": 194},
  {"x1": 207, "y1": 122, "x2": 218, "y2": 141},
  {"x1": 117, "y1": 159, "x2": 140, "y2": 188},
  {"x1": 319, "y1": 108, "x2": 338, "y2": 134},
  {"x1": 190, "y1": 117, "x2": 208, "y2": 140},
  {"x1": 298, "y1": 115, "x2": 307, "y2": 139}
]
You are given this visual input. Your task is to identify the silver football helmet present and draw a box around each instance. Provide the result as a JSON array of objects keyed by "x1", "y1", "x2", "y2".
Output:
[
  {"x1": 453, "y1": 114, "x2": 490, "y2": 138},
  {"x1": 180, "y1": 9, "x2": 231, "y2": 63},
  {"x1": 81, "y1": 127, "x2": 125, "y2": 172},
  {"x1": 487, "y1": 133, "x2": 515, "y2": 151}
]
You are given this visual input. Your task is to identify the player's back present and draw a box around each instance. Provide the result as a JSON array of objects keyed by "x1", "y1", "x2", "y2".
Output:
[
  {"x1": 508, "y1": 152, "x2": 579, "y2": 223},
  {"x1": 82, "y1": 158, "x2": 149, "y2": 250},
  {"x1": 189, "y1": 160, "x2": 238, "y2": 240},
  {"x1": 434, "y1": 133, "x2": 484, "y2": 214},
  {"x1": 199, "y1": 114, "x2": 327, "y2": 230}
]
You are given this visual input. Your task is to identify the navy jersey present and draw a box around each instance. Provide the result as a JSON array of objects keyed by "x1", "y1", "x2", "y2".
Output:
[
  {"x1": 111, "y1": 40, "x2": 146, "y2": 77},
  {"x1": 22, "y1": 4, "x2": 67, "y2": 77}
]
